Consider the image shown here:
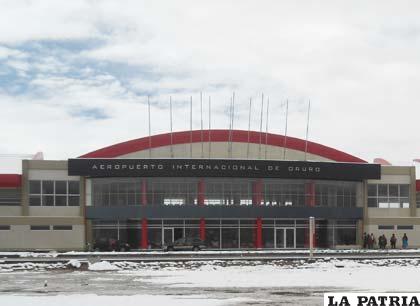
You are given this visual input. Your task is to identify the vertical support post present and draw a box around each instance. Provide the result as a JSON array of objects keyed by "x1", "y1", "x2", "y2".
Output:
[
  {"x1": 305, "y1": 182, "x2": 316, "y2": 250},
  {"x1": 255, "y1": 217, "x2": 262, "y2": 249},
  {"x1": 309, "y1": 216, "x2": 315, "y2": 258},
  {"x1": 252, "y1": 179, "x2": 263, "y2": 206},
  {"x1": 198, "y1": 179, "x2": 205, "y2": 206},
  {"x1": 141, "y1": 180, "x2": 147, "y2": 206},
  {"x1": 141, "y1": 218, "x2": 148, "y2": 249},
  {"x1": 305, "y1": 181, "x2": 315, "y2": 207},
  {"x1": 200, "y1": 218, "x2": 206, "y2": 241}
]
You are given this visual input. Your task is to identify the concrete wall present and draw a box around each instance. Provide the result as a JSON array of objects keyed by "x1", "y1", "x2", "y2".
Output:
[
  {"x1": 0, "y1": 160, "x2": 86, "y2": 251},
  {"x1": 0, "y1": 224, "x2": 85, "y2": 250},
  {"x1": 0, "y1": 207, "x2": 21, "y2": 216},
  {"x1": 363, "y1": 165, "x2": 419, "y2": 247},
  {"x1": 28, "y1": 207, "x2": 81, "y2": 217}
]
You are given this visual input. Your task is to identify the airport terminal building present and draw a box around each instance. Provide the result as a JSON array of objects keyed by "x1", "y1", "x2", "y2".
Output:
[{"x1": 0, "y1": 129, "x2": 419, "y2": 251}]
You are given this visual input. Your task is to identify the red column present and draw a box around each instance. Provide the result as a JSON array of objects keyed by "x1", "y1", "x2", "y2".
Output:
[
  {"x1": 198, "y1": 179, "x2": 205, "y2": 206},
  {"x1": 200, "y1": 218, "x2": 206, "y2": 241},
  {"x1": 252, "y1": 180, "x2": 263, "y2": 206},
  {"x1": 141, "y1": 180, "x2": 147, "y2": 206},
  {"x1": 305, "y1": 181, "x2": 315, "y2": 207},
  {"x1": 255, "y1": 218, "x2": 262, "y2": 249},
  {"x1": 141, "y1": 218, "x2": 148, "y2": 249}
]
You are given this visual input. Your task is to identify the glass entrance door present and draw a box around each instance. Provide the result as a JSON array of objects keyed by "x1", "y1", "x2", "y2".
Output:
[
  {"x1": 163, "y1": 227, "x2": 174, "y2": 246},
  {"x1": 275, "y1": 228, "x2": 295, "y2": 248}
]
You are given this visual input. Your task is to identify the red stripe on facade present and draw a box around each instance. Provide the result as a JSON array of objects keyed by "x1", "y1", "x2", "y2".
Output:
[
  {"x1": 416, "y1": 180, "x2": 420, "y2": 192},
  {"x1": 0, "y1": 174, "x2": 22, "y2": 188},
  {"x1": 141, "y1": 218, "x2": 148, "y2": 249},
  {"x1": 305, "y1": 181, "x2": 316, "y2": 207},
  {"x1": 141, "y1": 180, "x2": 147, "y2": 206},
  {"x1": 255, "y1": 218, "x2": 262, "y2": 249},
  {"x1": 200, "y1": 218, "x2": 206, "y2": 241},
  {"x1": 252, "y1": 180, "x2": 263, "y2": 205},
  {"x1": 198, "y1": 179, "x2": 205, "y2": 206},
  {"x1": 79, "y1": 129, "x2": 366, "y2": 163}
]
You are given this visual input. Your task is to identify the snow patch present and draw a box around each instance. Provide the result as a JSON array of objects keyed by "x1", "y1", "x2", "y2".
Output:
[
  {"x1": 88, "y1": 261, "x2": 119, "y2": 271},
  {"x1": 0, "y1": 294, "x2": 250, "y2": 306},
  {"x1": 67, "y1": 259, "x2": 82, "y2": 268}
]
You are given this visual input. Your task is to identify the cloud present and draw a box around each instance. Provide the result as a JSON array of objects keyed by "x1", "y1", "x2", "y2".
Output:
[{"x1": 0, "y1": 0, "x2": 420, "y2": 172}]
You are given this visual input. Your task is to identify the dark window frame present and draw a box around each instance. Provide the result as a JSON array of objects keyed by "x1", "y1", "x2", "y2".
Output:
[
  {"x1": 52, "y1": 225, "x2": 73, "y2": 231},
  {"x1": 30, "y1": 225, "x2": 50, "y2": 231}
]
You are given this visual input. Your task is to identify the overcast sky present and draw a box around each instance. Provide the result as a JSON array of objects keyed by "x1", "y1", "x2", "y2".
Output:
[{"x1": 1, "y1": 0, "x2": 420, "y2": 173}]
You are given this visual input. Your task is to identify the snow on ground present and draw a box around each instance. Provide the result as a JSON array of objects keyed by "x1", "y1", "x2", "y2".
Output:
[
  {"x1": 0, "y1": 294, "x2": 250, "y2": 306},
  {"x1": 2, "y1": 248, "x2": 420, "y2": 258},
  {"x1": 123, "y1": 259, "x2": 420, "y2": 291},
  {"x1": 61, "y1": 248, "x2": 420, "y2": 255},
  {"x1": 0, "y1": 252, "x2": 59, "y2": 258},
  {"x1": 1, "y1": 259, "x2": 419, "y2": 305},
  {"x1": 88, "y1": 261, "x2": 119, "y2": 271},
  {"x1": 67, "y1": 259, "x2": 81, "y2": 268}
]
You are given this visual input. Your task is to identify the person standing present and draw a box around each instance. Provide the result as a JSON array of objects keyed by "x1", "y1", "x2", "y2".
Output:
[
  {"x1": 402, "y1": 233, "x2": 408, "y2": 249},
  {"x1": 390, "y1": 234, "x2": 397, "y2": 249},
  {"x1": 363, "y1": 232, "x2": 368, "y2": 249},
  {"x1": 367, "y1": 233, "x2": 373, "y2": 249},
  {"x1": 378, "y1": 235, "x2": 384, "y2": 250},
  {"x1": 370, "y1": 233, "x2": 376, "y2": 249},
  {"x1": 382, "y1": 234, "x2": 387, "y2": 249}
]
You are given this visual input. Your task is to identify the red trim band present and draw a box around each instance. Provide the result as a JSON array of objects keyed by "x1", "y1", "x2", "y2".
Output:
[
  {"x1": 80, "y1": 129, "x2": 366, "y2": 163},
  {"x1": 0, "y1": 174, "x2": 22, "y2": 188}
]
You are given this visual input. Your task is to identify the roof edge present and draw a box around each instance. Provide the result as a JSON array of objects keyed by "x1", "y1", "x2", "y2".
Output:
[{"x1": 79, "y1": 129, "x2": 366, "y2": 163}]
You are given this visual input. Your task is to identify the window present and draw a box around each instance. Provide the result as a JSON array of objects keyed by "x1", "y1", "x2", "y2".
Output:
[
  {"x1": 42, "y1": 180, "x2": 54, "y2": 194},
  {"x1": 397, "y1": 225, "x2": 413, "y2": 230},
  {"x1": 53, "y1": 225, "x2": 73, "y2": 230},
  {"x1": 315, "y1": 182, "x2": 358, "y2": 208},
  {"x1": 378, "y1": 225, "x2": 394, "y2": 230},
  {"x1": 29, "y1": 181, "x2": 41, "y2": 194},
  {"x1": 55, "y1": 181, "x2": 67, "y2": 194},
  {"x1": 68, "y1": 196, "x2": 80, "y2": 206},
  {"x1": 367, "y1": 184, "x2": 410, "y2": 208},
  {"x1": 90, "y1": 178, "x2": 359, "y2": 208},
  {"x1": 30, "y1": 225, "x2": 50, "y2": 230},
  {"x1": 0, "y1": 225, "x2": 11, "y2": 230},
  {"x1": 29, "y1": 180, "x2": 80, "y2": 206},
  {"x1": 29, "y1": 196, "x2": 41, "y2": 206}
]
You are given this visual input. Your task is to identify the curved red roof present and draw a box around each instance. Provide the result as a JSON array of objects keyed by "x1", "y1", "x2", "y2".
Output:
[
  {"x1": 0, "y1": 174, "x2": 22, "y2": 188},
  {"x1": 80, "y1": 129, "x2": 366, "y2": 163}
]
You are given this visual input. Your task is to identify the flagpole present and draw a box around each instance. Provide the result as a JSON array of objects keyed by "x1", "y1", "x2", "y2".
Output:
[
  {"x1": 200, "y1": 92, "x2": 204, "y2": 158},
  {"x1": 230, "y1": 92, "x2": 235, "y2": 158},
  {"x1": 228, "y1": 95, "x2": 233, "y2": 158},
  {"x1": 264, "y1": 97, "x2": 269, "y2": 160},
  {"x1": 259, "y1": 93, "x2": 264, "y2": 159},
  {"x1": 148, "y1": 96, "x2": 152, "y2": 158},
  {"x1": 283, "y1": 99, "x2": 289, "y2": 160},
  {"x1": 190, "y1": 96, "x2": 193, "y2": 158},
  {"x1": 247, "y1": 97, "x2": 252, "y2": 159},
  {"x1": 304, "y1": 99, "x2": 311, "y2": 161},
  {"x1": 208, "y1": 96, "x2": 212, "y2": 159},
  {"x1": 170, "y1": 96, "x2": 174, "y2": 158}
]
